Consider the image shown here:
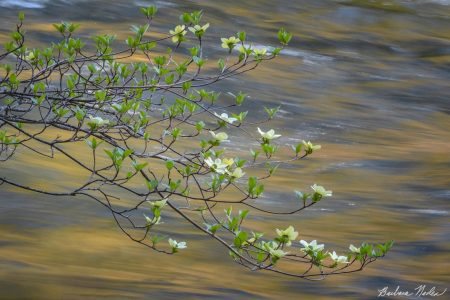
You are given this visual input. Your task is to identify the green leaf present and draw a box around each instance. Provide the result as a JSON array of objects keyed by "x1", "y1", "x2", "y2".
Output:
[
  {"x1": 234, "y1": 231, "x2": 248, "y2": 248},
  {"x1": 85, "y1": 137, "x2": 102, "y2": 150},
  {"x1": 146, "y1": 179, "x2": 159, "y2": 191},
  {"x1": 171, "y1": 127, "x2": 182, "y2": 139},
  {"x1": 95, "y1": 90, "x2": 107, "y2": 101},
  {"x1": 235, "y1": 92, "x2": 246, "y2": 106},
  {"x1": 225, "y1": 206, "x2": 232, "y2": 217},
  {"x1": 277, "y1": 28, "x2": 292, "y2": 45},
  {"x1": 250, "y1": 149, "x2": 260, "y2": 161},
  {"x1": 231, "y1": 111, "x2": 247, "y2": 122},
  {"x1": 192, "y1": 56, "x2": 204, "y2": 67},
  {"x1": 272, "y1": 47, "x2": 282, "y2": 56},
  {"x1": 237, "y1": 31, "x2": 246, "y2": 42},
  {"x1": 189, "y1": 46, "x2": 200, "y2": 57},
  {"x1": 205, "y1": 223, "x2": 221, "y2": 234},
  {"x1": 53, "y1": 23, "x2": 65, "y2": 34},
  {"x1": 268, "y1": 163, "x2": 279, "y2": 175},
  {"x1": 217, "y1": 58, "x2": 225, "y2": 71},
  {"x1": 195, "y1": 121, "x2": 205, "y2": 132},
  {"x1": 180, "y1": 12, "x2": 192, "y2": 24},
  {"x1": 235, "y1": 158, "x2": 246, "y2": 168},
  {"x1": 68, "y1": 23, "x2": 80, "y2": 33},
  {"x1": 104, "y1": 149, "x2": 114, "y2": 160},
  {"x1": 123, "y1": 149, "x2": 133, "y2": 158},
  {"x1": 255, "y1": 184, "x2": 264, "y2": 197},
  {"x1": 132, "y1": 161, "x2": 148, "y2": 172},
  {"x1": 264, "y1": 106, "x2": 280, "y2": 119},
  {"x1": 166, "y1": 160, "x2": 174, "y2": 170},
  {"x1": 292, "y1": 143, "x2": 302, "y2": 155},
  {"x1": 75, "y1": 107, "x2": 86, "y2": 121},
  {"x1": 165, "y1": 73, "x2": 175, "y2": 84},
  {"x1": 239, "y1": 210, "x2": 249, "y2": 221},
  {"x1": 169, "y1": 179, "x2": 181, "y2": 192},
  {"x1": 248, "y1": 177, "x2": 257, "y2": 195},
  {"x1": 140, "y1": 6, "x2": 157, "y2": 18},
  {"x1": 150, "y1": 234, "x2": 164, "y2": 246}
]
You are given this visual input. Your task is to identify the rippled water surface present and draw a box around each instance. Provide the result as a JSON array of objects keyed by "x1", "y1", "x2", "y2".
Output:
[{"x1": 0, "y1": 0, "x2": 449, "y2": 299}]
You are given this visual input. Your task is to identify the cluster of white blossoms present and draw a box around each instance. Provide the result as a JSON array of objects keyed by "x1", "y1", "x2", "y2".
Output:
[
  {"x1": 204, "y1": 157, "x2": 245, "y2": 179},
  {"x1": 264, "y1": 227, "x2": 352, "y2": 264},
  {"x1": 204, "y1": 157, "x2": 228, "y2": 174},
  {"x1": 262, "y1": 241, "x2": 288, "y2": 262},
  {"x1": 205, "y1": 128, "x2": 328, "y2": 187},
  {"x1": 300, "y1": 240, "x2": 349, "y2": 264},
  {"x1": 220, "y1": 35, "x2": 270, "y2": 58},
  {"x1": 169, "y1": 22, "x2": 211, "y2": 43},
  {"x1": 203, "y1": 126, "x2": 350, "y2": 264}
]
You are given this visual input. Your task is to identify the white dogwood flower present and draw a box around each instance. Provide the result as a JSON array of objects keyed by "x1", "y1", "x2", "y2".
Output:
[
  {"x1": 276, "y1": 225, "x2": 299, "y2": 246},
  {"x1": 302, "y1": 140, "x2": 321, "y2": 153},
  {"x1": 204, "y1": 157, "x2": 228, "y2": 174},
  {"x1": 300, "y1": 240, "x2": 324, "y2": 252},
  {"x1": 257, "y1": 127, "x2": 281, "y2": 140},
  {"x1": 349, "y1": 244, "x2": 361, "y2": 253},
  {"x1": 87, "y1": 115, "x2": 109, "y2": 130},
  {"x1": 253, "y1": 47, "x2": 267, "y2": 56},
  {"x1": 149, "y1": 199, "x2": 167, "y2": 209},
  {"x1": 221, "y1": 36, "x2": 239, "y2": 50},
  {"x1": 222, "y1": 158, "x2": 234, "y2": 166},
  {"x1": 311, "y1": 184, "x2": 332, "y2": 197},
  {"x1": 168, "y1": 238, "x2": 187, "y2": 251},
  {"x1": 169, "y1": 25, "x2": 186, "y2": 43},
  {"x1": 214, "y1": 112, "x2": 237, "y2": 124},
  {"x1": 229, "y1": 167, "x2": 245, "y2": 179},
  {"x1": 210, "y1": 131, "x2": 229, "y2": 142},
  {"x1": 188, "y1": 23, "x2": 209, "y2": 37},
  {"x1": 329, "y1": 251, "x2": 349, "y2": 264},
  {"x1": 269, "y1": 248, "x2": 288, "y2": 259}
]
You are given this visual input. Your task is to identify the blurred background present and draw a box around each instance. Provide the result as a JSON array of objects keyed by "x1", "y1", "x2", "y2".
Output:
[{"x1": 0, "y1": 0, "x2": 449, "y2": 299}]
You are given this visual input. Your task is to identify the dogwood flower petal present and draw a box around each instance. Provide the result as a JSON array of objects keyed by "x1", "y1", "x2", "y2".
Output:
[
  {"x1": 257, "y1": 128, "x2": 281, "y2": 140},
  {"x1": 214, "y1": 112, "x2": 237, "y2": 124},
  {"x1": 210, "y1": 131, "x2": 229, "y2": 142},
  {"x1": 311, "y1": 184, "x2": 332, "y2": 197}
]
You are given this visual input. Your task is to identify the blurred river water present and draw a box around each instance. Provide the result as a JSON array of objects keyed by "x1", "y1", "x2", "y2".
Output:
[{"x1": 0, "y1": 0, "x2": 449, "y2": 299}]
